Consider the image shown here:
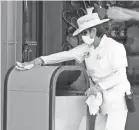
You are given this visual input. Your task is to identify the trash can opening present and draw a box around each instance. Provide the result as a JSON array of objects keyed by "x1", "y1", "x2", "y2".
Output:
[{"x1": 56, "y1": 70, "x2": 88, "y2": 96}]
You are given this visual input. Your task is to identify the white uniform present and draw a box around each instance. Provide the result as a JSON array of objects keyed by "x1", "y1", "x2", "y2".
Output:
[
  {"x1": 84, "y1": 35, "x2": 130, "y2": 130},
  {"x1": 40, "y1": 35, "x2": 131, "y2": 130}
]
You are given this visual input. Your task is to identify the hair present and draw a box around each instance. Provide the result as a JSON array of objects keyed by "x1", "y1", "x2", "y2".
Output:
[{"x1": 89, "y1": 24, "x2": 108, "y2": 37}]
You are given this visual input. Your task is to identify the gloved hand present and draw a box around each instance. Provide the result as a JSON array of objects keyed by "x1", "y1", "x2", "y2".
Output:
[
  {"x1": 85, "y1": 78, "x2": 101, "y2": 96},
  {"x1": 15, "y1": 62, "x2": 34, "y2": 71},
  {"x1": 85, "y1": 85, "x2": 100, "y2": 96},
  {"x1": 15, "y1": 58, "x2": 43, "y2": 71}
]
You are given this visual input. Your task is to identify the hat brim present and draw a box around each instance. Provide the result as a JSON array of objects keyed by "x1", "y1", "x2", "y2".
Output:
[{"x1": 73, "y1": 19, "x2": 110, "y2": 36}]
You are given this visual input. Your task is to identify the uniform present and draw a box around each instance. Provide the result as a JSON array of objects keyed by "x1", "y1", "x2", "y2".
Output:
[{"x1": 40, "y1": 35, "x2": 131, "y2": 130}]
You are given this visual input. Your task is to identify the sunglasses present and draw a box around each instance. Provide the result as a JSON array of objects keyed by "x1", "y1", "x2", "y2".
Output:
[
  {"x1": 80, "y1": 30, "x2": 90, "y2": 36},
  {"x1": 80, "y1": 28, "x2": 96, "y2": 36}
]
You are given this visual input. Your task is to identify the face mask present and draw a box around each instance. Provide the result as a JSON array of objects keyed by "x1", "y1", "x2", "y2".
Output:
[{"x1": 82, "y1": 35, "x2": 94, "y2": 45}]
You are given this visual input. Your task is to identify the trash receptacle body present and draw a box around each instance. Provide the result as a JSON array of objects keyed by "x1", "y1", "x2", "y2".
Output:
[{"x1": 3, "y1": 66, "x2": 89, "y2": 130}]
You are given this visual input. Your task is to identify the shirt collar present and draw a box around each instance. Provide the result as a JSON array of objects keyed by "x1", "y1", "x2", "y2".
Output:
[{"x1": 98, "y1": 34, "x2": 108, "y2": 48}]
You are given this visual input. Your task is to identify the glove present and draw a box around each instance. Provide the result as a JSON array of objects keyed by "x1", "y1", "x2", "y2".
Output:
[
  {"x1": 15, "y1": 58, "x2": 43, "y2": 71},
  {"x1": 15, "y1": 61, "x2": 35, "y2": 71},
  {"x1": 85, "y1": 85, "x2": 100, "y2": 96}
]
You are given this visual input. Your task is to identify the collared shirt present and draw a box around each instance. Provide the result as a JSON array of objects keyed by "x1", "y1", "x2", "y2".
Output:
[
  {"x1": 70, "y1": 35, "x2": 129, "y2": 90},
  {"x1": 40, "y1": 35, "x2": 129, "y2": 91},
  {"x1": 70, "y1": 35, "x2": 130, "y2": 113}
]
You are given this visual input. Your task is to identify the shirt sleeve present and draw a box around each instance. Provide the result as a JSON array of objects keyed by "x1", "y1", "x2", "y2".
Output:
[
  {"x1": 98, "y1": 43, "x2": 128, "y2": 90},
  {"x1": 40, "y1": 44, "x2": 88, "y2": 65}
]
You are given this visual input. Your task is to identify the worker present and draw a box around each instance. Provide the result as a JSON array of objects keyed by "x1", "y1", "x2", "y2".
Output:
[{"x1": 16, "y1": 7, "x2": 132, "y2": 130}]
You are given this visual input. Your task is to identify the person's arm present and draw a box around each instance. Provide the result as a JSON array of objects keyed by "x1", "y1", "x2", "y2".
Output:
[
  {"x1": 31, "y1": 44, "x2": 89, "y2": 66},
  {"x1": 112, "y1": 7, "x2": 139, "y2": 21},
  {"x1": 39, "y1": 50, "x2": 77, "y2": 65},
  {"x1": 97, "y1": 43, "x2": 128, "y2": 90}
]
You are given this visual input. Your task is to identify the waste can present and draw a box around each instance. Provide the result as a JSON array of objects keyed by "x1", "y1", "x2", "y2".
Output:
[{"x1": 3, "y1": 66, "x2": 90, "y2": 130}]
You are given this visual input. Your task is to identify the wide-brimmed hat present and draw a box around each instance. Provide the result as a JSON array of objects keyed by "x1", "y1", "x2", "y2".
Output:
[{"x1": 73, "y1": 8, "x2": 110, "y2": 36}]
